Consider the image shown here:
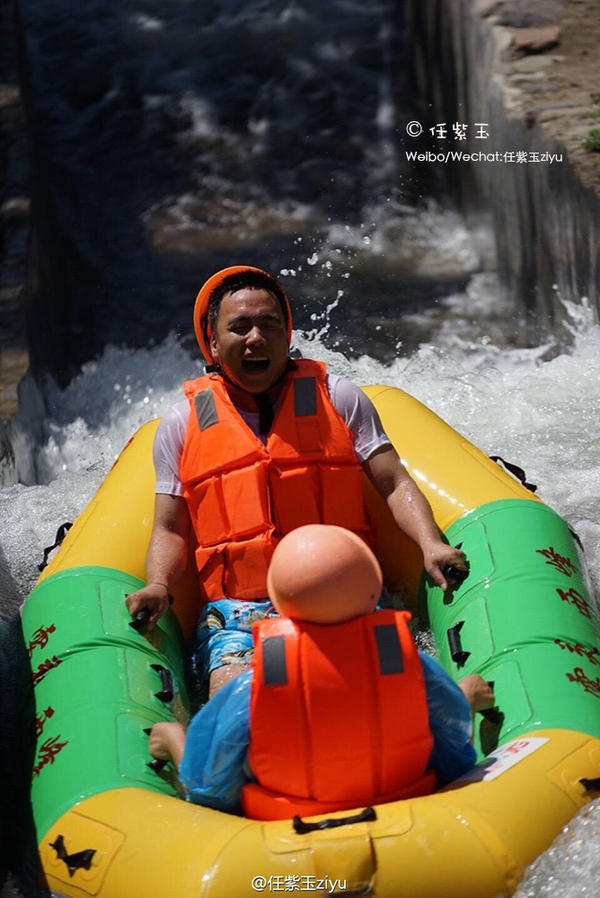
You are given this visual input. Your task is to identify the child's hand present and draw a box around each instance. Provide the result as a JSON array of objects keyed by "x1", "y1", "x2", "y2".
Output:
[
  {"x1": 459, "y1": 674, "x2": 495, "y2": 712},
  {"x1": 149, "y1": 721, "x2": 186, "y2": 764}
]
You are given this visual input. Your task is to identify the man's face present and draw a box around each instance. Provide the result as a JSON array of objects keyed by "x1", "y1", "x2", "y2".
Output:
[{"x1": 210, "y1": 288, "x2": 289, "y2": 393}]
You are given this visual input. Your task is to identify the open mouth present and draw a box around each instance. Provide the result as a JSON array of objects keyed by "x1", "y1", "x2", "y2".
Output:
[{"x1": 241, "y1": 358, "x2": 270, "y2": 373}]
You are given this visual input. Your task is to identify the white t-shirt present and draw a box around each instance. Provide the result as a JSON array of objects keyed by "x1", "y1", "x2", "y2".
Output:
[{"x1": 154, "y1": 373, "x2": 391, "y2": 496}]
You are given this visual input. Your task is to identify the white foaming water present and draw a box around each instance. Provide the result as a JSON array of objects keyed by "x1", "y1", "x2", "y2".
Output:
[{"x1": 1, "y1": 299, "x2": 600, "y2": 896}]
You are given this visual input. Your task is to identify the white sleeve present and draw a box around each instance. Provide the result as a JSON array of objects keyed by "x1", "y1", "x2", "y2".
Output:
[
  {"x1": 327, "y1": 374, "x2": 392, "y2": 463},
  {"x1": 153, "y1": 400, "x2": 190, "y2": 496}
]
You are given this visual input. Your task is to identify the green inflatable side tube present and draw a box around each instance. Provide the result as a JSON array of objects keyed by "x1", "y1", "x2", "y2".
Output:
[
  {"x1": 25, "y1": 500, "x2": 598, "y2": 840},
  {"x1": 425, "y1": 499, "x2": 599, "y2": 758},
  {"x1": 21, "y1": 567, "x2": 190, "y2": 842}
]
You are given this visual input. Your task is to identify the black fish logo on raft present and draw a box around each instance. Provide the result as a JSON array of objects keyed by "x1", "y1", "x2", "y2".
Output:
[{"x1": 49, "y1": 834, "x2": 96, "y2": 877}]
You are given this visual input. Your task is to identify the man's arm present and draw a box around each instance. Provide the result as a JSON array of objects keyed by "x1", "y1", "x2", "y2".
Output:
[
  {"x1": 125, "y1": 493, "x2": 191, "y2": 628},
  {"x1": 362, "y1": 445, "x2": 466, "y2": 591}
]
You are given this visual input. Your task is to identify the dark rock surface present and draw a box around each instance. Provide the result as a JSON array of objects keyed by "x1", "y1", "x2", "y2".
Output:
[
  {"x1": 15, "y1": 0, "x2": 418, "y2": 386},
  {"x1": 0, "y1": 0, "x2": 29, "y2": 421}
]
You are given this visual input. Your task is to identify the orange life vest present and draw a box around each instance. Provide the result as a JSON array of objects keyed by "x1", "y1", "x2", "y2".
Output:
[
  {"x1": 242, "y1": 609, "x2": 436, "y2": 820},
  {"x1": 179, "y1": 359, "x2": 374, "y2": 602}
]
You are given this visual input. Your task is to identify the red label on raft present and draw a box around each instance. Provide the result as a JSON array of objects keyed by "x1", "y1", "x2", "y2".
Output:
[
  {"x1": 566, "y1": 668, "x2": 600, "y2": 698},
  {"x1": 35, "y1": 706, "x2": 56, "y2": 738},
  {"x1": 557, "y1": 586, "x2": 591, "y2": 618},
  {"x1": 32, "y1": 655, "x2": 63, "y2": 686},
  {"x1": 536, "y1": 546, "x2": 579, "y2": 578},
  {"x1": 27, "y1": 624, "x2": 56, "y2": 658},
  {"x1": 33, "y1": 734, "x2": 69, "y2": 778},
  {"x1": 554, "y1": 639, "x2": 600, "y2": 665}
]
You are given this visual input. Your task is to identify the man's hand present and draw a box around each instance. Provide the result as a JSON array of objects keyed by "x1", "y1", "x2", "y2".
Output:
[
  {"x1": 459, "y1": 674, "x2": 495, "y2": 713},
  {"x1": 148, "y1": 721, "x2": 186, "y2": 767},
  {"x1": 126, "y1": 583, "x2": 171, "y2": 630},
  {"x1": 422, "y1": 540, "x2": 467, "y2": 592}
]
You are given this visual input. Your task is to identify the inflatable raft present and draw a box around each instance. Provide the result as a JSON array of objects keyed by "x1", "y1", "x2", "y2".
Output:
[{"x1": 22, "y1": 386, "x2": 600, "y2": 898}]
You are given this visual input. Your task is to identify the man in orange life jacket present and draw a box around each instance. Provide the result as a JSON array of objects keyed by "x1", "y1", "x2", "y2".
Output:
[
  {"x1": 126, "y1": 265, "x2": 467, "y2": 698},
  {"x1": 148, "y1": 525, "x2": 492, "y2": 817}
]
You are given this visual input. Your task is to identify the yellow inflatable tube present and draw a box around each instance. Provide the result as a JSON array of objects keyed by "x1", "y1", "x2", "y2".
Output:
[{"x1": 29, "y1": 387, "x2": 600, "y2": 898}]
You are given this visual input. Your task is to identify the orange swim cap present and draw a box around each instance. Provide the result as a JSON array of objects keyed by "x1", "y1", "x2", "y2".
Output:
[
  {"x1": 193, "y1": 265, "x2": 293, "y2": 363},
  {"x1": 267, "y1": 525, "x2": 382, "y2": 624}
]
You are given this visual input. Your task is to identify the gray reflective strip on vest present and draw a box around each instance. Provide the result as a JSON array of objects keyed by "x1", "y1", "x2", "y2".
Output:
[
  {"x1": 294, "y1": 377, "x2": 317, "y2": 417},
  {"x1": 193, "y1": 389, "x2": 219, "y2": 431},
  {"x1": 262, "y1": 636, "x2": 288, "y2": 686},
  {"x1": 374, "y1": 624, "x2": 404, "y2": 675}
]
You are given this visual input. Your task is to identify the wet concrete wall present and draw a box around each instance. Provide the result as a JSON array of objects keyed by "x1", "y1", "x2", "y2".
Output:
[{"x1": 407, "y1": 0, "x2": 600, "y2": 341}]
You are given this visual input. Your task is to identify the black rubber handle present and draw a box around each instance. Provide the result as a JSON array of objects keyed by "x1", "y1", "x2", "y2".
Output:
[
  {"x1": 151, "y1": 664, "x2": 174, "y2": 703},
  {"x1": 38, "y1": 522, "x2": 73, "y2": 572},
  {"x1": 479, "y1": 707, "x2": 503, "y2": 724},
  {"x1": 489, "y1": 455, "x2": 537, "y2": 493},
  {"x1": 443, "y1": 564, "x2": 469, "y2": 587},
  {"x1": 147, "y1": 758, "x2": 169, "y2": 773},
  {"x1": 129, "y1": 607, "x2": 151, "y2": 632},
  {"x1": 293, "y1": 806, "x2": 376, "y2": 834},
  {"x1": 580, "y1": 777, "x2": 600, "y2": 792},
  {"x1": 447, "y1": 621, "x2": 470, "y2": 668}
]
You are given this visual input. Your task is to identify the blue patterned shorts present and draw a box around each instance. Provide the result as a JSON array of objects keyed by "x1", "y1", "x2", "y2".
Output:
[{"x1": 189, "y1": 598, "x2": 279, "y2": 686}]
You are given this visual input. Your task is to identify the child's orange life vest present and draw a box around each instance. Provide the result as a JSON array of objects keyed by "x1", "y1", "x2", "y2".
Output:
[{"x1": 242, "y1": 609, "x2": 436, "y2": 820}]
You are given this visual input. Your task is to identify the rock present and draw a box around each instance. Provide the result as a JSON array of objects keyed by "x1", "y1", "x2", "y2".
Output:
[
  {"x1": 512, "y1": 55, "x2": 553, "y2": 72},
  {"x1": 15, "y1": 0, "x2": 423, "y2": 385},
  {"x1": 0, "y1": 421, "x2": 15, "y2": 486},
  {"x1": 509, "y1": 25, "x2": 562, "y2": 52},
  {"x1": 487, "y1": 0, "x2": 563, "y2": 27}
]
